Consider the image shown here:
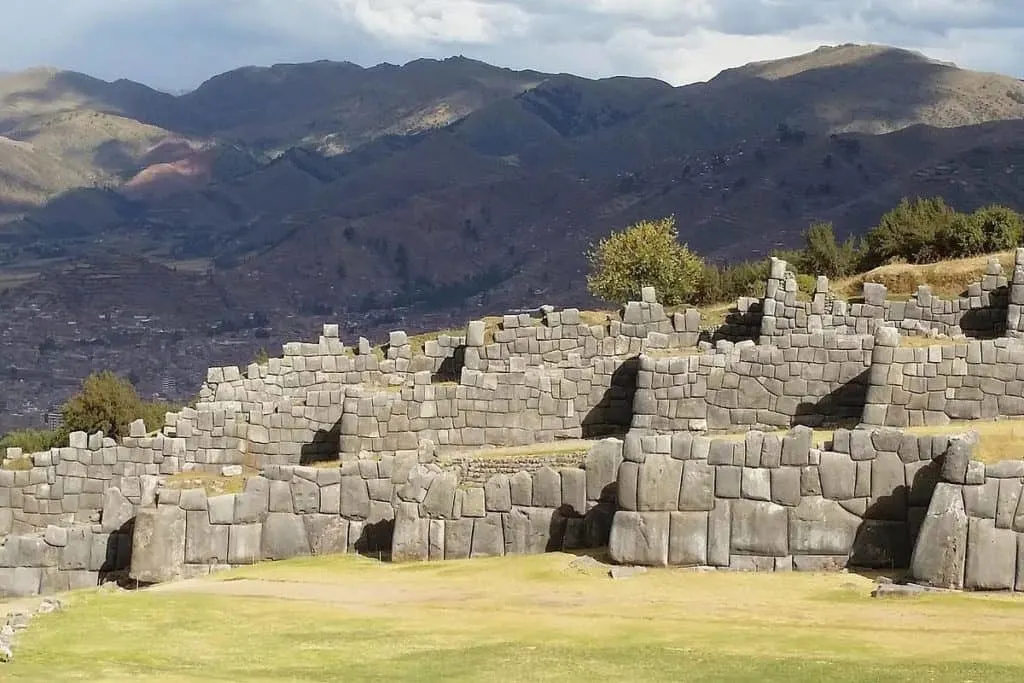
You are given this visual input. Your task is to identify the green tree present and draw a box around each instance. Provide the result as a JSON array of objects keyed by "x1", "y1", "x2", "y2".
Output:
[
  {"x1": 938, "y1": 212, "x2": 985, "y2": 258},
  {"x1": 863, "y1": 197, "x2": 957, "y2": 266},
  {"x1": 586, "y1": 217, "x2": 704, "y2": 305},
  {"x1": 60, "y1": 371, "x2": 145, "y2": 440},
  {"x1": 800, "y1": 221, "x2": 861, "y2": 278},
  {"x1": 973, "y1": 204, "x2": 1024, "y2": 252}
]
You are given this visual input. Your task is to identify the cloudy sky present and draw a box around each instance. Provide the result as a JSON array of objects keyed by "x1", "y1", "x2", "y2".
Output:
[{"x1": 1, "y1": 0, "x2": 1022, "y2": 91}]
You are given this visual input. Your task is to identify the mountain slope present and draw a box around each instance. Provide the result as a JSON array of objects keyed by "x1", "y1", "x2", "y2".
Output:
[
  {"x1": 3, "y1": 43, "x2": 1024, "y2": 422},
  {"x1": 177, "y1": 57, "x2": 550, "y2": 154}
]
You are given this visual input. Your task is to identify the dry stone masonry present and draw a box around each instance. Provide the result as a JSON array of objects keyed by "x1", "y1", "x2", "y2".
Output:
[
  {"x1": 608, "y1": 427, "x2": 949, "y2": 570},
  {"x1": 9, "y1": 251, "x2": 1024, "y2": 597}
]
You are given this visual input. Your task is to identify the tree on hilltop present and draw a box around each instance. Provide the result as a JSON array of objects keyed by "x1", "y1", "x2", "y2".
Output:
[{"x1": 585, "y1": 216, "x2": 704, "y2": 305}]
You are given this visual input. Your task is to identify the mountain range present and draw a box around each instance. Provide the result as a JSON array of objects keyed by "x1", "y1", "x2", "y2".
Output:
[{"x1": 2, "y1": 42, "x2": 1024, "y2": 428}]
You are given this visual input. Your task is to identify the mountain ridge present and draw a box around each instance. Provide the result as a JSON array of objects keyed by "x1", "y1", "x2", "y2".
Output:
[{"x1": 3, "y1": 42, "x2": 1024, "y2": 429}]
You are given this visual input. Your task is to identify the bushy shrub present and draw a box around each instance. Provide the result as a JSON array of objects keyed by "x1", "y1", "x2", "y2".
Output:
[
  {"x1": 863, "y1": 197, "x2": 957, "y2": 266},
  {"x1": 938, "y1": 213, "x2": 985, "y2": 257},
  {"x1": 973, "y1": 204, "x2": 1024, "y2": 252},
  {"x1": 799, "y1": 222, "x2": 862, "y2": 278},
  {"x1": 586, "y1": 216, "x2": 704, "y2": 305},
  {"x1": 695, "y1": 259, "x2": 769, "y2": 305},
  {"x1": 0, "y1": 428, "x2": 61, "y2": 455}
]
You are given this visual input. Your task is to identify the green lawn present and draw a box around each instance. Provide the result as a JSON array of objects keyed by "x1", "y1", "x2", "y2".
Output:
[{"x1": 6, "y1": 553, "x2": 1024, "y2": 682}]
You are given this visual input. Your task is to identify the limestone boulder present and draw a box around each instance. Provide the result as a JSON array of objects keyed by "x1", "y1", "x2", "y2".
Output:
[
  {"x1": 910, "y1": 483, "x2": 968, "y2": 589},
  {"x1": 260, "y1": 513, "x2": 311, "y2": 560},
  {"x1": 130, "y1": 506, "x2": 186, "y2": 584}
]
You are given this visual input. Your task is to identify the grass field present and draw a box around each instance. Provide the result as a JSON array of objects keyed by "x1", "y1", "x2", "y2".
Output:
[{"x1": 5, "y1": 552, "x2": 1024, "y2": 682}]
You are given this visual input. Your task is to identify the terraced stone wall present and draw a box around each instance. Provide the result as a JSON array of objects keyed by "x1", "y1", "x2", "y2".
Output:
[
  {"x1": 910, "y1": 435, "x2": 1024, "y2": 591},
  {"x1": 608, "y1": 427, "x2": 952, "y2": 570},
  {"x1": 164, "y1": 292, "x2": 703, "y2": 468},
  {"x1": 1, "y1": 428, "x2": 170, "y2": 535},
  {"x1": 632, "y1": 333, "x2": 873, "y2": 433},
  {"x1": 125, "y1": 440, "x2": 624, "y2": 585},
  {"x1": 862, "y1": 327, "x2": 1024, "y2": 428},
  {"x1": 760, "y1": 254, "x2": 1013, "y2": 342}
]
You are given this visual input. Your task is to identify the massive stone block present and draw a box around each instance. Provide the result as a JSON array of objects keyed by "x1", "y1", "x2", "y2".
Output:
[
  {"x1": 788, "y1": 496, "x2": 861, "y2": 556},
  {"x1": 228, "y1": 524, "x2": 262, "y2": 564},
  {"x1": 609, "y1": 511, "x2": 670, "y2": 566},
  {"x1": 637, "y1": 454, "x2": 683, "y2": 511},
  {"x1": 964, "y1": 518, "x2": 1017, "y2": 591},
  {"x1": 586, "y1": 439, "x2": 624, "y2": 502},
  {"x1": 130, "y1": 506, "x2": 186, "y2": 583},
  {"x1": 304, "y1": 515, "x2": 350, "y2": 555},
  {"x1": 392, "y1": 502, "x2": 430, "y2": 562},
  {"x1": 471, "y1": 513, "x2": 505, "y2": 558},
  {"x1": 444, "y1": 518, "x2": 475, "y2": 560},
  {"x1": 484, "y1": 474, "x2": 512, "y2": 513},
  {"x1": 502, "y1": 507, "x2": 557, "y2": 555},
  {"x1": 730, "y1": 500, "x2": 789, "y2": 557},
  {"x1": 668, "y1": 511, "x2": 708, "y2": 566},
  {"x1": 910, "y1": 483, "x2": 969, "y2": 589},
  {"x1": 261, "y1": 513, "x2": 311, "y2": 560},
  {"x1": 101, "y1": 488, "x2": 135, "y2": 533},
  {"x1": 818, "y1": 451, "x2": 857, "y2": 500},
  {"x1": 185, "y1": 510, "x2": 229, "y2": 564},
  {"x1": 679, "y1": 461, "x2": 715, "y2": 511}
]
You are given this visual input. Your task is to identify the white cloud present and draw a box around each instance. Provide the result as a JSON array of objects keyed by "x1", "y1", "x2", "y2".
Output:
[{"x1": 0, "y1": 0, "x2": 1021, "y2": 90}]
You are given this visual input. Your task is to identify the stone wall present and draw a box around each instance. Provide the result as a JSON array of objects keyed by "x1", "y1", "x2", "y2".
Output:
[
  {"x1": 1, "y1": 428, "x2": 168, "y2": 536},
  {"x1": 911, "y1": 435, "x2": 1024, "y2": 591},
  {"x1": 162, "y1": 291, "x2": 703, "y2": 469},
  {"x1": 760, "y1": 255, "x2": 1011, "y2": 342},
  {"x1": 862, "y1": 327, "x2": 1024, "y2": 428},
  {"x1": 608, "y1": 426, "x2": 951, "y2": 570},
  {"x1": 125, "y1": 439, "x2": 623, "y2": 586},
  {"x1": 0, "y1": 483, "x2": 138, "y2": 598},
  {"x1": 632, "y1": 333, "x2": 873, "y2": 433}
]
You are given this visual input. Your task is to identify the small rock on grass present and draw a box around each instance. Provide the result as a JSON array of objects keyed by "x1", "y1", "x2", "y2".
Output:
[
  {"x1": 870, "y1": 582, "x2": 948, "y2": 598},
  {"x1": 609, "y1": 565, "x2": 648, "y2": 579}
]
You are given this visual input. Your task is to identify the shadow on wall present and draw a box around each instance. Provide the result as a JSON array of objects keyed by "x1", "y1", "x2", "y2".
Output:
[
  {"x1": 710, "y1": 301, "x2": 764, "y2": 344},
  {"x1": 848, "y1": 455, "x2": 943, "y2": 573},
  {"x1": 582, "y1": 357, "x2": 639, "y2": 439},
  {"x1": 352, "y1": 517, "x2": 395, "y2": 558},
  {"x1": 959, "y1": 286, "x2": 1008, "y2": 338},
  {"x1": 794, "y1": 369, "x2": 869, "y2": 429},
  {"x1": 300, "y1": 421, "x2": 341, "y2": 466},
  {"x1": 101, "y1": 519, "x2": 135, "y2": 586},
  {"x1": 433, "y1": 345, "x2": 466, "y2": 383}
]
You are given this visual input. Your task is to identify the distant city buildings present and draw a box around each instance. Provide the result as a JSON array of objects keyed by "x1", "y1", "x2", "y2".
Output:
[
  {"x1": 160, "y1": 377, "x2": 178, "y2": 395},
  {"x1": 45, "y1": 411, "x2": 64, "y2": 430}
]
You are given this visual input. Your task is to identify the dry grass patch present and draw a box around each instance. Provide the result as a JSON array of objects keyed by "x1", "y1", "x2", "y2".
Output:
[
  {"x1": 899, "y1": 335, "x2": 962, "y2": 348},
  {"x1": 0, "y1": 456, "x2": 33, "y2": 471},
  {"x1": 903, "y1": 419, "x2": 1024, "y2": 464},
  {"x1": 698, "y1": 302, "x2": 737, "y2": 328},
  {"x1": 437, "y1": 439, "x2": 596, "y2": 462},
  {"x1": 834, "y1": 251, "x2": 1014, "y2": 300},
  {"x1": 8, "y1": 553, "x2": 1024, "y2": 681},
  {"x1": 162, "y1": 471, "x2": 254, "y2": 496},
  {"x1": 708, "y1": 420, "x2": 1024, "y2": 464}
]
